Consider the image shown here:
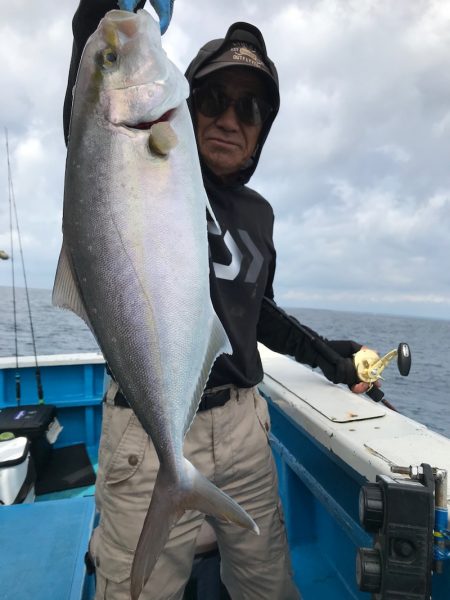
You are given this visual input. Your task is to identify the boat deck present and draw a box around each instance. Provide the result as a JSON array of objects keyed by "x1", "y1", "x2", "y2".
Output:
[{"x1": 0, "y1": 496, "x2": 96, "y2": 600}]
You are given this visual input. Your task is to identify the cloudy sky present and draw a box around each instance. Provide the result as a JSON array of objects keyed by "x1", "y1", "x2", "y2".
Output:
[{"x1": 1, "y1": 0, "x2": 450, "y2": 320}]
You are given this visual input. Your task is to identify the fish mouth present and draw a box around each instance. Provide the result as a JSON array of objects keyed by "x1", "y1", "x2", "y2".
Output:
[{"x1": 125, "y1": 109, "x2": 174, "y2": 131}]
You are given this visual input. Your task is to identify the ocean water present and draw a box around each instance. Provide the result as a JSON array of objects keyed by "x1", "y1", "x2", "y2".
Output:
[{"x1": 1, "y1": 286, "x2": 449, "y2": 438}]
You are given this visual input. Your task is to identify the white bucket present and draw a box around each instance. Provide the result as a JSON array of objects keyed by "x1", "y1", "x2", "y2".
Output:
[{"x1": 0, "y1": 437, "x2": 32, "y2": 505}]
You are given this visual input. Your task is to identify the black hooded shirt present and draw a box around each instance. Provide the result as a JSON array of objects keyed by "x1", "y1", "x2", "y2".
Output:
[
  {"x1": 64, "y1": 0, "x2": 362, "y2": 391},
  {"x1": 203, "y1": 176, "x2": 277, "y2": 387}
]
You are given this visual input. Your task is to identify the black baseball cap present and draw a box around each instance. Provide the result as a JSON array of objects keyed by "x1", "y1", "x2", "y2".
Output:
[
  {"x1": 191, "y1": 22, "x2": 280, "y2": 113},
  {"x1": 195, "y1": 40, "x2": 274, "y2": 80}
]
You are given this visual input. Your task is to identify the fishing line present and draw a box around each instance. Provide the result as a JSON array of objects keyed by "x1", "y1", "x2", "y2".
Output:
[
  {"x1": 5, "y1": 129, "x2": 20, "y2": 404},
  {"x1": 5, "y1": 128, "x2": 45, "y2": 405}
]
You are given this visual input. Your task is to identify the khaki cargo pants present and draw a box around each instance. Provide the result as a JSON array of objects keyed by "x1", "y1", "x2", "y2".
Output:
[{"x1": 90, "y1": 384, "x2": 300, "y2": 600}]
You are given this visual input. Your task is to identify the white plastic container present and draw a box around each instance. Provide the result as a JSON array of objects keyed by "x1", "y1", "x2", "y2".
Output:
[{"x1": 0, "y1": 437, "x2": 31, "y2": 505}]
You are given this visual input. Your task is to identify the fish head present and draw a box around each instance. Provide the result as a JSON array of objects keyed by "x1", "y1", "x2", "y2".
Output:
[{"x1": 73, "y1": 9, "x2": 189, "y2": 134}]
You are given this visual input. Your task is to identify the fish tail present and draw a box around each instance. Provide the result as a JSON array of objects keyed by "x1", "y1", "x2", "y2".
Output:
[
  {"x1": 130, "y1": 464, "x2": 183, "y2": 600},
  {"x1": 130, "y1": 458, "x2": 259, "y2": 599},
  {"x1": 183, "y1": 458, "x2": 259, "y2": 533}
]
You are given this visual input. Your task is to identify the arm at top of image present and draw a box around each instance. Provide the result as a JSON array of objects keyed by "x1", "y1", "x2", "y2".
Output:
[{"x1": 63, "y1": 0, "x2": 146, "y2": 145}]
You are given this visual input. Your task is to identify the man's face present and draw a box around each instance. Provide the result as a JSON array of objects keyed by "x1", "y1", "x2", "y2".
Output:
[{"x1": 194, "y1": 68, "x2": 269, "y2": 179}]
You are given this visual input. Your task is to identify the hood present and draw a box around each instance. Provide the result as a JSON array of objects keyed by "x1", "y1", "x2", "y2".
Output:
[{"x1": 185, "y1": 22, "x2": 280, "y2": 185}]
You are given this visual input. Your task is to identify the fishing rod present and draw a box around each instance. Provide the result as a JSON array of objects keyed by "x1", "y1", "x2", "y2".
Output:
[
  {"x1": 262, "y1": 297, "x2": 411, "y2": 409},
  {"x1": 5, "y1": 128, "x2": 45, "y2": 405},
  {"x1": 6, "y1": 130, "x2": 20, "y2": 405}
]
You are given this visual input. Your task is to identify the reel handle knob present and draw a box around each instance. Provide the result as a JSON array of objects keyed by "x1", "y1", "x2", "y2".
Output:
[{"x1": 397, "y1": 343, "x2": 411, "y2": 376}]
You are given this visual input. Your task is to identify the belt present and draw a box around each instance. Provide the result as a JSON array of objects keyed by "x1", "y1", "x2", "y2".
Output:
[
  {"x1": 109, "y1": 388, "x2": 231, "y2": 411},
  {"x1": 197, "y1": 388, "x2": 231, "y2": 411}
]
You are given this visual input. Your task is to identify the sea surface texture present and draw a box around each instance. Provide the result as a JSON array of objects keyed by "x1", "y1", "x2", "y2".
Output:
[{"x1": 0, "y1": 286, "x2": 449, "y2": 437}]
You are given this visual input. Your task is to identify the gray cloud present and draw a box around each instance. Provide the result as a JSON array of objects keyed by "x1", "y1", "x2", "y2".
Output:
[{"x1": 1, "y1": 0, "x2": 449, "y2": 319}]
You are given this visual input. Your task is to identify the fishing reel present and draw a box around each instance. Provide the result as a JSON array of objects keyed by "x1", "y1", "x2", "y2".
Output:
[{"x1": 353, "y1": 343, "x2": 411, "y2": 391}]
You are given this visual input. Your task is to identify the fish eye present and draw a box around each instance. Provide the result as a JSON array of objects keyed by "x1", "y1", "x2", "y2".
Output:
[{"x1": 98, "y1": 47, "x2": 118, "y2": 70}]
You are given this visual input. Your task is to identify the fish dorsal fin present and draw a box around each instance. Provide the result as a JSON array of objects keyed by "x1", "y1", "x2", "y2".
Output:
[
  {"x1": 184, "y1": 313, "x2": 232, "y2": 435},
  {"x1": 52, "y1": 242, "x2": 94, "y2": 333}
]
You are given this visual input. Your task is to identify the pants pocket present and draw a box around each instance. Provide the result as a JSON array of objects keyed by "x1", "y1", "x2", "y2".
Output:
[
  {"x1": 103, "y1": 408, "x2": 149, "y2": 485},
  {"x1": 90, "y1": 526, "x2": 133, "y2": 585},
  {"x1": 253, "y1": 388, "x2": 271, "y2": 441}
]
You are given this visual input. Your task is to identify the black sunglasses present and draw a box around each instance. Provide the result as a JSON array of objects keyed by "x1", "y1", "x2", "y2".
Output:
[{"x1": 193, "y1": 84, "x2": 273, "y2": 126}]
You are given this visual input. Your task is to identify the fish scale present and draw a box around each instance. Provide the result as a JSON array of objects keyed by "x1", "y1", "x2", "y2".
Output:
[{"x1": 53, "y1": 8, "x2": 258, "y2": 600}]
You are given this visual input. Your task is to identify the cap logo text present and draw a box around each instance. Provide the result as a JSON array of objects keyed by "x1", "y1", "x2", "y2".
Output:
[{"x1": 231, "y1": 45, "x2": 264, "y2": 69}]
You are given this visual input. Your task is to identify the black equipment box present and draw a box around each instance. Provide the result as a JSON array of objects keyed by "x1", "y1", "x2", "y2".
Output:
[{"x1": 0, "y1": 405, "x2": 57, "y2": 476}]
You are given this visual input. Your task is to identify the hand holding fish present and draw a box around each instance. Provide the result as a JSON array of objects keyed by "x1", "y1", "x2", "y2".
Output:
[{"x1": 118, "y1": 0, "x2": 174, "y2": 33}]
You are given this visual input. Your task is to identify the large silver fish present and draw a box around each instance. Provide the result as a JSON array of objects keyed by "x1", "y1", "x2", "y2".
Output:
[{"x1": 53, "y1": 9, "x2": 258, "y2": 600}]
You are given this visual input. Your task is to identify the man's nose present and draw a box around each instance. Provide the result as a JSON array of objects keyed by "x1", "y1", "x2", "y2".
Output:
[{"x1": 215, "y1": 103, "x2": 240, "y2": 130}]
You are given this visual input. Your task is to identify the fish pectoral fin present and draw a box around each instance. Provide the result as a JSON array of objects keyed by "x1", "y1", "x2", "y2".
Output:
[
  {"x1": 184, "y1": 459, "x2": 259, "y2": 534},
  {"x1": 52, "y1": 241, "x2": 94, "y2": 333}
]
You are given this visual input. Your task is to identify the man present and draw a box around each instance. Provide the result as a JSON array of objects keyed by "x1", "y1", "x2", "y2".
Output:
[{"x1": 64, "y1": 3, "x2": 373, "y2": 598}]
